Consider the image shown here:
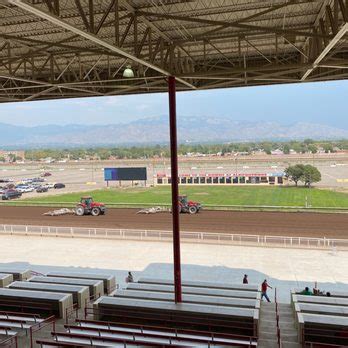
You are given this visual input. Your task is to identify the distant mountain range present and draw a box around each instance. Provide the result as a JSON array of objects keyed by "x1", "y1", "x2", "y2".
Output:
[{"x1": 0, "y1": 116, "x2": 347, "y2": 148}]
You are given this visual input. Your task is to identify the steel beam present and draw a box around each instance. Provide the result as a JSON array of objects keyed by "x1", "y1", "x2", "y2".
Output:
[
  {"x1": 136, "y1": 10, "x2": 332, "y2": 39},
  {"x1": 168, "y1": 75, "x2": 182, "y2": 304},
  {"x1": 8, "y1": 0, "x2": 195, "y2": 89},
  {"x1": 302, "y1": 23, "x2": 348, "y2": 80}
]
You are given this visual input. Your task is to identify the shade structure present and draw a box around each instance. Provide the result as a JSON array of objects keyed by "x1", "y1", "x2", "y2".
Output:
[{"x1": 0, "y1": 1, "x2": 347, "y2": 102}]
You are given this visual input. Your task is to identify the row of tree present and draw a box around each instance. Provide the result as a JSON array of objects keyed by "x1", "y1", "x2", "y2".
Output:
[
  {"x1": 284, "y1": 164, "x2": 322, "y2": 187},
  {"x1": 22, "y1": 139, "x2": 348, "y2": 161}
]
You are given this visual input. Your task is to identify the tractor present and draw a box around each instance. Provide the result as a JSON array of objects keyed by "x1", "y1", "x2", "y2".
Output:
[
  {"x1": 178, "y1": 195, "x2": 201, "y2": 214},
  {"x1": 75, "y1": 196, "x2": 106, "y2": 216}
]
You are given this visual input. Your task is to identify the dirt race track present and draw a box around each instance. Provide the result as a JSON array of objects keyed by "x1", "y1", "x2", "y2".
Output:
[{"x1": 0, "y1": 206, "x2": 347, "y2": 239}]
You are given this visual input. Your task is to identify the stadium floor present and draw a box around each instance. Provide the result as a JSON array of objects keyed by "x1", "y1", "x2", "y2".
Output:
[{"x1": 0, "y1": 206, "x2": 347, "y2": 238}]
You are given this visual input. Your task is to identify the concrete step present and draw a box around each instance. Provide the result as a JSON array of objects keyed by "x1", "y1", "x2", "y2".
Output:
[
  {"x1": 259, "y1": 327, "x2": 277, "y2": 335},
  {"x1": 282, "y1": 341, "x2": 301, "y2": 348},
  {"x1": 259, "y1": 320, "x2": 277, "y2": 330},
  {"x1": 258, "y1": 330, "x2": 278, "y2": 340},
  {"x1": 257, "y1": 338, "x2": 278, "y2": 348},
  {"x1": 281, "y1": 332, "x2": 299, "y2": 341},
  {"x1": 261, "y1": 302, "x2": 276, "y2": 309},
  {"x1": 261, "y1": 312, "x2": 277, "y2": 320},
  {"x1": 280, "y1": 321, "x2": 296, "y2": 327},
  {"x1": 280, "y1": 327, "x2": 298, "y2": 335},
  {"x1": 279, "y1": 311, "x2": 294, "y2": 317},
  {"x1": 279, "y1": 308, "x2": 293, "y2": 315},
  {"x1": 279, "y1": 318, "x2": 295, "y2": 325}
]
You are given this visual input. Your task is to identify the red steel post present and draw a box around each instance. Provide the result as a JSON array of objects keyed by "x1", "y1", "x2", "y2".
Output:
[{"x1": 168, "y1": 75, "x2": 182, "y2": 303}]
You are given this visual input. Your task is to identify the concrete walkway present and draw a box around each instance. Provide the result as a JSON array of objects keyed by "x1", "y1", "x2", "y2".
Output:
[{"x1": 0, "y1": 235, "x2": 347, "y2": 303}]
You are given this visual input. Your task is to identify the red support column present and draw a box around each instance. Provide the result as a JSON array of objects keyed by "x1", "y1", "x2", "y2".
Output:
[{"x1": 168, "y1": 75, "x2": 182, "y2": 303}]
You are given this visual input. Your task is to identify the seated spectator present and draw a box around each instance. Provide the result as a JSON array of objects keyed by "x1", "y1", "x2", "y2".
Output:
[
  {"x1": 326, "y1": 292, "x2": 331, "y2": 297},
  {"x1": 300, "y1": 287, "x2": 313, "y2": 295},
  {"x1": 125, "y1": 271, "x2": 134, "y2": 283},
  {"x1": 243, "y1": 274, "x2": 248, "y2": 284}
]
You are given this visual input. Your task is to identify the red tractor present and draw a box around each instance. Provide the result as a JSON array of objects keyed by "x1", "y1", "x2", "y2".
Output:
[
  {"x1": 179, "y1": 195, "x2": 201, "y2": 214},
  {"x1": 75, "y1": 196, "x2": 106, "y2": 216}
]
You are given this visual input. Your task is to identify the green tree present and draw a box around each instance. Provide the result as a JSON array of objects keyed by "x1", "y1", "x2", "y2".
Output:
[
  {"x1": 307, "y1": 144, "x2": 317, "y2": 154},
  {"x1": 301, "y1": 164, "x2": 321, "y2": 187},
  {"x1": 283, "y1": 144, "x2": 290, "y2": 154},
  {"x1": 322, "y1": 143, "x2": 334, "y2": 153},
  {"x1": 303, "y1": 138, "x2": 314, "y2": 145},
  {"x1": 284, "y1": 164, "x2": 305, "y2": 186}
]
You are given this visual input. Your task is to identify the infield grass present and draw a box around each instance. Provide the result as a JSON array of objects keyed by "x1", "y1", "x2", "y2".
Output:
[{"x1": 21, "y1": 185, "x2": 348, "y2": 208}]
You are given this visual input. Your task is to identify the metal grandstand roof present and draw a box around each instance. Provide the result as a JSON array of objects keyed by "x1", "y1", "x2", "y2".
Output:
[{"x1": 0, "y1": 0, "x2": 348, "y2": 102}]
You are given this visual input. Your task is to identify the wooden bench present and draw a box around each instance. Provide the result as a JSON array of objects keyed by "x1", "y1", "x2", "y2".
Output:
[
  {"x1": 93, "y1": 296, "x2": 259, "y2": 337},
  {"x1": 9, "y1": 281, "x2": 89, "y2": 309},
  {"x1": 292, "y1": 294, "x2": 348, "y2": 307},
  {"x1": 29, "y1": 276, "x2": 104, "y2": 299},
  {"x1": 295, "y1": 302, "x2": 348, "y2": 317},
  {"x1": 0, "y1": 310, "x2": 43, "y2": 323},
  {"x1": 64, "y1": 323, "x2": 257, "y2": 346},
  {"x1": 127, "y1": 282, "x2": 260, "y2": 299},
  {"x1": 0, "y1": 288, "x2": 73, "y2": 319},
  {"x1": 0, "y1": 268, "x2": 31, "y2": 281},
  {"x1": 297, "y1": 312, "x2": 348, "y2": 346},
  {"x1": 115, "y1": 289, "x2": 260, "y2": 308},
  {"x1": 0, "y1": 274, "x2": 13, "y2": 288},
  {"x1": 75, "y1": 318, "x2": 258, "y2": 346},
  {"x1": 38, "y1": 332, "x2": 189, "y2": 347},
  {"x1": 46, "y1": 271, "x2": 116, "y2": 294},
  {"x1": 138, "y1": 277, "x2": 260, "y2": 292}
]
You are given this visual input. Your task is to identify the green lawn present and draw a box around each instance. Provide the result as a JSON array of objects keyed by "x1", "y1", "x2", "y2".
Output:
[{"x1": 21, "y1": 186, "x2": 348, "y2": 208}]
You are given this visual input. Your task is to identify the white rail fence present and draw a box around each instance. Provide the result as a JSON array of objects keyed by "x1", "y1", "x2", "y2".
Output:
[{"x1": 0, "y1": 224, "x2": 347, "y2": 250}]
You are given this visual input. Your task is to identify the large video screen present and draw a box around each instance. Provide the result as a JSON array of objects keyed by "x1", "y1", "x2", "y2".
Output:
[{"x1": 104, "y1": 167, "x2": 147, "y2": 181}]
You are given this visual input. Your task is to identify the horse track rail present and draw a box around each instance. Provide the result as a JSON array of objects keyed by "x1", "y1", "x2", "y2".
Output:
[{"x1": 0, "y1": 224, "x2": 347, "y2": 251}]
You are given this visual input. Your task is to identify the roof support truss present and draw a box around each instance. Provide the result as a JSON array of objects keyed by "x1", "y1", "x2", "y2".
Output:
[{"x1": 7, "y1": 0, "x2": 196, "y2": 89}]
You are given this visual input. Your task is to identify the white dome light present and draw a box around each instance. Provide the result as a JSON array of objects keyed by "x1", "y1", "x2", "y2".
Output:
[{"x1": 123, "y1": 66, "x2": 134, "y2": 78}]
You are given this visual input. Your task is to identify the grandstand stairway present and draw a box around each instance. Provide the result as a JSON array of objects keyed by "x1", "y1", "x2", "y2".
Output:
[{"x1": 258, "y1": 302, "x2": 300, "y2": 348}]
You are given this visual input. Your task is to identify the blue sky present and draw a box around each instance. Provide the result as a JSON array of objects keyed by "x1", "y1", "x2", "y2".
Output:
[{"x1": 0, "y1": 80, "x2": 347, "y2": 129}]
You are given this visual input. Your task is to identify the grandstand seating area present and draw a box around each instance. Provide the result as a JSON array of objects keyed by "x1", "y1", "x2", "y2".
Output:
[
  {"x1": 36, "y1": 319, "x2": 258, "y2": 347},
  {"x1": 0, "y1": 267, "x2": 346, "y2": 347},
  {"x1": 28, "y1": 276, "x2": 104, "y2": 300},
  {"x1": 46, "y1": 272, "x2": 116, "y2": 295},
  {"x1": 291, "y1": 291, "x2": 348, "y2": 347}
]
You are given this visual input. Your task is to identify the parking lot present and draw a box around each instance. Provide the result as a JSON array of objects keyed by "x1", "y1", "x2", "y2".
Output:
[{"x1": 0, "y1": 154, "x2": 346, "y2": 200}]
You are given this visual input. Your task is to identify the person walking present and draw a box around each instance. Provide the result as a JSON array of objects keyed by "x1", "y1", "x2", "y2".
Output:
[
  {"x1": 243, "y1": 274, "x2": 248, "y2": 284},
  {"x1": 261, "y1": 279, "x2": 272, "y2": 302}
]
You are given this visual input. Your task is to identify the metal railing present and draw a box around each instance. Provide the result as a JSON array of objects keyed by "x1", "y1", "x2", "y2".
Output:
[
  {"x1": 29, "y1": 315, "x2": 56, "y2": 348},
  {"x1": 0, "y1": 336, "x2": 17, "y2": 348},
  {"x1": 0, "y1": 224, "x2": 348, "y2": 250},
  {"x1": 275, "y1": 288, "x2": 282, "y2": 348}
]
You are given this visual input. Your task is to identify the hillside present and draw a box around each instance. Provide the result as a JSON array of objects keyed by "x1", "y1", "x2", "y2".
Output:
[{"x1": 0, "y1": 116, "x2": 347, "y2": 147}]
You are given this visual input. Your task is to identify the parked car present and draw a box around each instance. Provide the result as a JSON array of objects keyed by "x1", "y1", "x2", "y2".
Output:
[
  {"x1": 16, "y1": 185, "x2": 34, "y2": 193},
  {"x1": 41, "y1": 172, "x2": 52, "y2": 177},
  {"x1": 54, "y1": 183, "x2": 65, "y2": 189},
  {"x1": 32, "y1": 177, "x2": 44, "y2": 183},
  {"x1": 36, "y1": 186, "x2": 48, "y2": 193},
  {"x1": 2, "y1": 189, "x2": 22, "y2": 200},
  {"x1": 45, "y1": 183, "x2": 55, "y2": 189}
]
